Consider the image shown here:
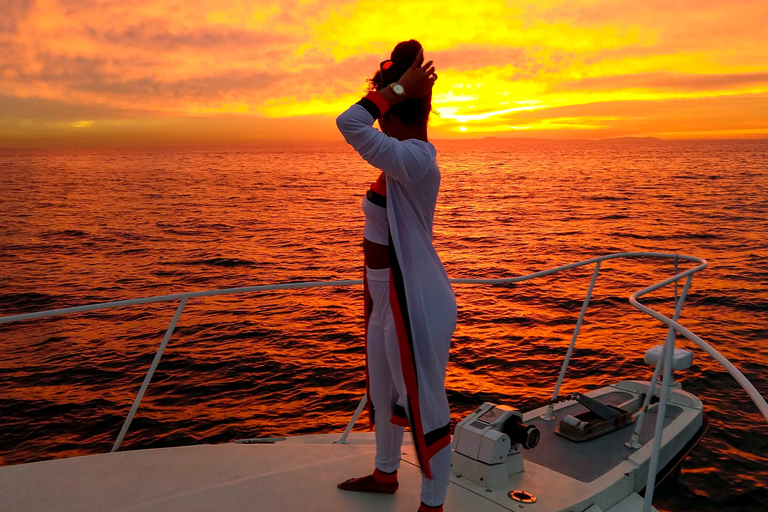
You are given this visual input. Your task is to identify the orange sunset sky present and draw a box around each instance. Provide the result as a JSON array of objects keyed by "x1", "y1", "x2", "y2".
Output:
[{"x1": 1, "y1": 0, "x2": 767, "y2": 147}]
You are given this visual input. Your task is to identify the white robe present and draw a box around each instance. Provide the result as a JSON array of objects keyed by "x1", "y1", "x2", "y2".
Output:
[{"x1": 337, "y1": 103, "x2": 458, "y2": 478}]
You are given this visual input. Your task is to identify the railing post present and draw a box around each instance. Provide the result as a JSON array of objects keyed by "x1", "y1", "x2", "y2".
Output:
[
  {"x1": 111, "y1": 297, "x2": 188, "y2": 452},
  {"x1": 541, "y1": 261, "x2": 602, "y2": 421},
  {"x1": 626, "y1": 272, "x2": 693, "y2": 449},
  {"x1": 673, "y1": 254, "x2": 679, "y2": 307},
  {"x1": 642, "y1": 278, "x2": 686, "y2": 512},
  {"x1": 335, "y1": 394, "x2": 367, "y2": 444}
]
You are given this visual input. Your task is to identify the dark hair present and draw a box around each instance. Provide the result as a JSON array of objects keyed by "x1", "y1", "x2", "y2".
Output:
[{"x1": 367, "y1": 39, "x2": 432, "y2": 126}]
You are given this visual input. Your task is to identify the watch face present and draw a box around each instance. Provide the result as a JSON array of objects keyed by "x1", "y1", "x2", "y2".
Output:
[{"x1": 392, "y1": 84, "x2": 405, "y2": 95}]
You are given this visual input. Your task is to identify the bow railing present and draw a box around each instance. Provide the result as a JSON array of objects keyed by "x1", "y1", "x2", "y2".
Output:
[{"x1": 2, "y1": 252, "x2": 767, "y2": 512}]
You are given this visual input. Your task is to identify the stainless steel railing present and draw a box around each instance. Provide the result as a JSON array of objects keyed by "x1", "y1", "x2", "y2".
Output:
[
  {"x1": 2, "y1": 252, "x2": 766, "y2": 511},
  {"x1": 1, "y1": 279, "x2": 362, "y2": 453}
]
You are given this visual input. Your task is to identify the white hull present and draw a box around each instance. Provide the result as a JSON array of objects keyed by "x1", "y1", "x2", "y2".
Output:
[{"x1": 0, "y1": 380, "x2": 703, "y2": 512}]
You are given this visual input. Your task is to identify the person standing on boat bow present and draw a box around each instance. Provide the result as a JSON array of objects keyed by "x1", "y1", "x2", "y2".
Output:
[{"x1": 336, "y1": 40, "x2": 457, "y2": 512}]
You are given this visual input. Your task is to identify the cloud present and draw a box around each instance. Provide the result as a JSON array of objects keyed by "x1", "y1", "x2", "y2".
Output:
[
  {"x1": 69, "y1": 68, "x2": 281, "y2": 100},
  {"x1": 0, "y1": 0, "x2": 34, "y2": 34},
  {"x1": 0, "y1": 93, "x2": 156, "y2": 120},
  {"x1": 0, "y1": 113, "x2": 341, "y2": 147},
  {"x1": 428, "y1": 92, "x2": 768, "y2": 140},
  {"x1": 554, "y1": 72, "x2": 768, "y2": 93},
  {"x1": 0, "y1": 0, "x2": 767, "y2": 145},
  {"x1": 86, "y1": 22, "x2": 294, "y2": 51}
]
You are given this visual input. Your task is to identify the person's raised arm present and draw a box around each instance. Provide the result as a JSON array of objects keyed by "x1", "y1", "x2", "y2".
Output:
[
  {"x1": 336, "y1": 50, "x2": 438, "y2": 185},
  {"x1": 377, "y1": 49, "x2": 436, "y2": 109}
]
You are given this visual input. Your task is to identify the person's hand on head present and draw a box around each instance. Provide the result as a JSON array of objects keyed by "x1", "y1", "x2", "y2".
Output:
[{"x1": 397, "y1": 49, "x2": 437, "y2": 98}]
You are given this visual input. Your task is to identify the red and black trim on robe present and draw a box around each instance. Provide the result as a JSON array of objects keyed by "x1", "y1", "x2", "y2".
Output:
[
  {"x1": 424, "y1": 423, "x2": 452, "y2": 460},
  {"x1": 390, "y1": 404, "x2": 409, "y2": 427},
  {"x1": 361, "y1": 170, "x2": 450, "y2": 478},
  {"x1": 388, "y1": 232, "x2": 451, "y2": 479}
]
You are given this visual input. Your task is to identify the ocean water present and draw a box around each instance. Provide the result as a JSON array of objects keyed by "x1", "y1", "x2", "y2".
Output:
[{"x1": 0, "y1": 139, "x2": 767, "y2": 511}]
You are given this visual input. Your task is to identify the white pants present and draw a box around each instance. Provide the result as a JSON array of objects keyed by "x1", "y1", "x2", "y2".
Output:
[{"x1": 366, "y1": 266, "x2": 452, "y2": 507}]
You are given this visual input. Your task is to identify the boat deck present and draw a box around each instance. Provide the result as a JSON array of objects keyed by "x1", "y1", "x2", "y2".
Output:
[
  {"x1": 1, "y1": 382, "x2": 702, "y2": 512},
  {"x1": 525, "y1": 391, "x2": 677, "y2": 483},
  {"x1": 0, "y1": 434, "x2": 511, "y2": 512}
]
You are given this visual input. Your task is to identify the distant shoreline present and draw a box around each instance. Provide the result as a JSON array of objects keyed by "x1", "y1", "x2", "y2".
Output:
[{"x1": 1, "y1": 136, "x2": 767, "y2": 151}]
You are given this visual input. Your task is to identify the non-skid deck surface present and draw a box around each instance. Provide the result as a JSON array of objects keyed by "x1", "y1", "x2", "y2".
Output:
[
  {"x1": 524, "y1": 392, "x2": 680, "y2": 483},
  {"x1": 0, "y1": 434, "x2": 510, "y2": 512}
]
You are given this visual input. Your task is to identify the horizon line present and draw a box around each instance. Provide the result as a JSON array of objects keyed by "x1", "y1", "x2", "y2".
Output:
[{"x1": 2, "y1": 135, "x2": 767, "y2": 151}]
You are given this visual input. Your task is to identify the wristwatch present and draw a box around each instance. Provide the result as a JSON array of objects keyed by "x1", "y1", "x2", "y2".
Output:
[{"x1": 390, "y1": 83, "x2": 405, "y2": 97}]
